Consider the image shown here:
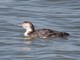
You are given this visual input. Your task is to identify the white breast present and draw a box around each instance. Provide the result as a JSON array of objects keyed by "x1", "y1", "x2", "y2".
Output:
[
  {"x1": 24, "y1": 27, "x2": 32, "y2": 36},
  {"x1": 24, "y1": 31, "x2": 29, "y2": 36}
]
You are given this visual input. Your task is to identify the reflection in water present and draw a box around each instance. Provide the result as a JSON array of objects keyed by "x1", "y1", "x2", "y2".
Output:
[
  {"x1": 23, "y1": 40, "x2": 32, "y2": 45},
  {"x1": 22, "y1": 47, "x2": 32, "y2": 51},
  {"x1": 16, "y1": 55, "x2": 34, "y2": 58}
]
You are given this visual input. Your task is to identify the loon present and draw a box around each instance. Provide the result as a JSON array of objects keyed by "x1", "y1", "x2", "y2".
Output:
[{"x1": 19, "y1": 21, "x2": 69, "y2": 38}]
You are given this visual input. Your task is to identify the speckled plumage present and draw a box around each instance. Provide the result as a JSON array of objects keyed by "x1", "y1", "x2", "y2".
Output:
[
  {"x1": 20, "y1": 21, "x2": 69, "y2": 38},
  {"x1": 28, "y1": 28, "x2": 69, "y2": 38}
]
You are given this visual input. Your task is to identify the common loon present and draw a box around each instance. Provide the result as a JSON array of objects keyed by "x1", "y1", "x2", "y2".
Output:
[{"x1": 19, "y1": 21, "x2": 69, "y2": 38}]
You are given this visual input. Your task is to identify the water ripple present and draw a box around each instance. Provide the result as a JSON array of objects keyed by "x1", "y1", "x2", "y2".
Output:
[{"x1": 0, "y1": 0, "x2": 80, "y2": 60}]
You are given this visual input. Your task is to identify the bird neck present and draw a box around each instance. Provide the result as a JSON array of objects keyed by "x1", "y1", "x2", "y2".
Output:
[{"x1": 24, "y1": 26, "x2": 34, "y2": 36}]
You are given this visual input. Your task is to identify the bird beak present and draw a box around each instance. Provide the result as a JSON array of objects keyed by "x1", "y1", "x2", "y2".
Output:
[{"x1": 17, "y1": 23, "x2": 22, "y2": 26}]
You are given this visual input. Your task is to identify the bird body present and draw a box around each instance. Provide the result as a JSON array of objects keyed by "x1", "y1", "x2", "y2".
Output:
[{"x1": 20, "y1": 21, "x2": 69, "y2": 38}]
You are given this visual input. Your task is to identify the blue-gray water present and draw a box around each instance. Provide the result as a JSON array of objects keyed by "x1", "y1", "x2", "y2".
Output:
[{"x1": 0, "y1": 0, "x2": 80, "y2": 60}]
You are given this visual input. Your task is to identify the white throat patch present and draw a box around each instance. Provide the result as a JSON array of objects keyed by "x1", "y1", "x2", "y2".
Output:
[{"x1": 24, "y1": 27, "x2": 32, "y2": 36}]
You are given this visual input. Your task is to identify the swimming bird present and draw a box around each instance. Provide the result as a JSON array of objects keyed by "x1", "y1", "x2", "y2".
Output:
[{"x1": 19, "y1": 21, "x2": 69, "y2": 38}]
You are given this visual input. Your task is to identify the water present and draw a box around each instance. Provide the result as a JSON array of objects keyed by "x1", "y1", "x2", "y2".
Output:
[{"x1": 0, "y1": 0, "x2": 80, "y2": 60}]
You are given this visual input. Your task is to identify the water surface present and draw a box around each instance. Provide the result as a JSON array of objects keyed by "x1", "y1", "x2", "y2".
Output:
[{"x1": 0, "y1": 0, "x2": 80, "y2": 60}]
